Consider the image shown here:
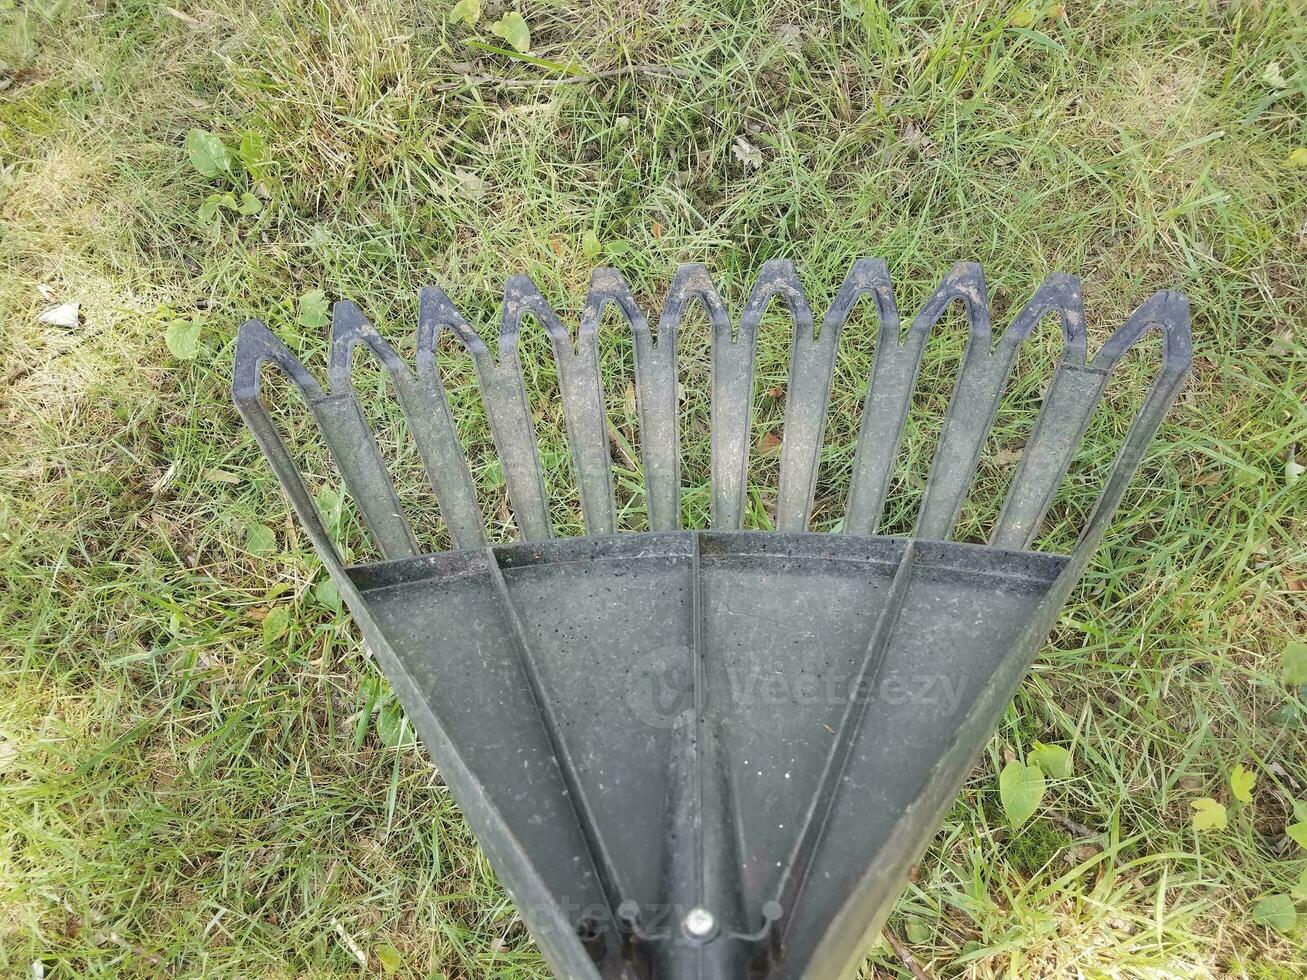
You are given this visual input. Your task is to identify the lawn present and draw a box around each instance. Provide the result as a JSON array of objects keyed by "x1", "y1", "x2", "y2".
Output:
[{"x1": 1, "y1": 0, "x2": 1305, "y2": 977}]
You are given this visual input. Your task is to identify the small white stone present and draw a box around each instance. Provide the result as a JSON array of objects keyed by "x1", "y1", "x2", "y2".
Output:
[{"x1": 38, "y1": 301, "x2": 80, "y2": 329}]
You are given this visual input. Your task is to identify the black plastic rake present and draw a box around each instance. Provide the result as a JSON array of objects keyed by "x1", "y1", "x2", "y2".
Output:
[{"x1": 232, "y1": 260, "x2": 1190, "y2": 980}]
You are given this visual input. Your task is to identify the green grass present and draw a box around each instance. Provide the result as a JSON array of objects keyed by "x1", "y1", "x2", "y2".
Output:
[{"x1": 2, "y1": 0, "x2": 1305, "y2": 976}]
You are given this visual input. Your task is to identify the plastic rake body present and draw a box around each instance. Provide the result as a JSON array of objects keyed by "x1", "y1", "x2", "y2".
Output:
[{"x1": 232, "y1": 260, "x2": 1191, "y2": 980}]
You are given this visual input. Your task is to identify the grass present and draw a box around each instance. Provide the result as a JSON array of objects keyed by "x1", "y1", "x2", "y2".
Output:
[{"x1": 1, "y1": 0, "x2": 1305, "y2": 976}]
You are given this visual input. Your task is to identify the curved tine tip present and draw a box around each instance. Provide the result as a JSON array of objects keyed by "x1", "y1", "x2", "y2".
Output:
[
  {"x1": 330, "y1": 299, "x2": 370, "y2": 334},
  {"x1": 582, "y1": 267, "x2": 643, "y2": 338},
  {"x1": 1152, "y1": 288, "x2": 1191, "y2": 319},
  {"x1": 671, "y1": 262, "x2": 715, "y2": 293},
  {"x1": 329, "y1": 300, "x2": 408, "y2": 387},
  {"x1": 419, "y1": 284, "x2": 488, "y2": 355},
  {"x1": 752, "y1": 258, "x2": 806, "y2": 299},
  {"x1": 1044, "y1": 270, "x2": 1082, "y2": 292},
  {"x1": 1128, "y1": 287, "x2": 1191, "y2": 326},
  {"x1": 1030, "y1": 271, "x2": 1083, "y2": 310},
  {"x1": 236, "y1": 317, "x2": 273, "y2": 345},
  {"x1": 232, "y1": 319, "x2": 320, "y2": 401},
  {"x1": 503, "y1": 272, "x2": 540, "y2": 300},
  {"x1": 846, "y1": 256, "x2": 891, "y2": 288},
  {"x1": 947, "y1": 260, "x2": 987, "y2": 298},
  {"x1": 1091, "y1": 288, "x2": 1193, "y2": 370},
  {"x1": 328, "y1": 300, "x2": 369, "y2": 375},
  {"x1": 757, "y1": 256, "x2": 799, "y2": 277},
  {"x1": 502, "y1": 274, "x2": 567, "y2": 342},
  {"x1": 747, "y1": 259, "x2": 812, "y2": 329},
  {"x1": 917, "y1": 261, "x2": 987, "y2": 317},
  {"x1": 588, "y1": 265, "x2": 628, "y2": 293},
  {"x1": 948, "y1": 259, "x2": 985, "y2": 281}
]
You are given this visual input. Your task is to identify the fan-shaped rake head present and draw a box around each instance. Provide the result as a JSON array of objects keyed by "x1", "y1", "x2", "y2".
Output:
[{"x1": 233, "y1": 260, "x2": 1190, "y2": 980}]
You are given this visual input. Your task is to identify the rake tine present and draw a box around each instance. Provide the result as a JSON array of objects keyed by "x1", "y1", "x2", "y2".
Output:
[
  {"x1": 617, "y1": 268, "x2": 679, "y2": 532},
  {"x1": 776, "y1": 259, "x2": 888, "y2": 532},
  {"x1": 505, "y1": 275, "x2": 616, "y2": 536},
  {"x1": 232, "y1": 320, "x2": 346, "y2": 568},
  {"x1": 1067, "y1": 289, "x2": 1192, "y2": 561},
  {"x1": 420, "y1": 283, "x2": 553, "y2": 541},
  {"x1": 844, "y1": 261, "x2": 986, "y2": 535},
  {"x1": 990, "y1": 289, "x2": 1189, "y2": 551},
  {"x1": 715, "y1": 259, "x2": 807, "y2": 530},
  {"x1": 333, "y1": 300, "x2": 487, "y2": 550},
  {"x1": 916, "y1": 273, "x2": 1086, "y2": 541},
  {"x1": 234, "y1": 317, "x2": 418, "y2": 560}
]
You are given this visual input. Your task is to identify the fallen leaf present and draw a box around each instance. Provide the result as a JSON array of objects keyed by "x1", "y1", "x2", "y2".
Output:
[
  {"x1": 732, "y1": 135, "x2": 763, "y2": 169},
  {"x1": 297, "y1": 289, "x2": 330, "y2": 329},
  {"x1": 1064, "y1": 842, "x2": 1100, "y2": 865},
  {"x1": 490, "y1": 11, "x2": 531, "y2": 53},
  {"x1": 454, "y1": 168, "x2": 485, "y2": 199},
  {"x1": 904, "y1": 916, "x2": 931, "y2": 944},
  {"x1": 314, "y1": 578, "x2": 341, "y2": 611},
  {"x1": 164, "y1": 6, "x2": 202, "y2": 28},
  {"x1": 1262, "y1": 61, "x2": 1288, "y2": 89},
  {"x1": 900, "y1": 119, "x2": 938, "y2": 158},
  {"x1": 262, "y1": 606, "x2": 290, "y2": 646},
  {"x1": 449, "y1": 0, "x2": 481, "y2": 26},
  {"x1": 245, "y1": 523, "x2": 277, "y2": 555},
  {"x1": 759, "y1": 430, "x2": 782, "y2": 454},
  {"x1": 1190, "y1": 797, "x2": 1227, "y2": 832},
  {"x1": 651, "y1": 221, "x2": 663, "y2": 239},
  {"x1": 1283, "y1": 641, "x2": 1307, "y2": 686},
  {"x1": 38, "y1": 301, "x2": 80, "y2": 329},
  {"x1": 1252, "y1": 894, "x2": 1296, "y2": 932},
  {"x1": 375, "y1": 942, "x2": 403, "y2": 974},
  {"x1": 150, "y1": 462, "x2": 178, "y2": 494},
  {"x1": 1030, "y1": 742, "x2": 1073, "y2": 779},
  {"x1": 165, "y1": 320, "x2": 202, "y2": 360},
  {"x1": 1288, "y1": 147, "x2": 1307, "y2": 169},
  {"x1": 1230, "y1": 764, "x2": 1256, "y2": 804}
]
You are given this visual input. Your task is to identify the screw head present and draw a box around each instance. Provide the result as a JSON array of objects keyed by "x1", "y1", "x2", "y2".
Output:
[{"x1": 682, "y1": 906, "x2": 716, "y2": 940}]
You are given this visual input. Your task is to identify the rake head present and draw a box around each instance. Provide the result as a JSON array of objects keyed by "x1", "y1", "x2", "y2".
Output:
[{"x1": 232, "y1": 260, "x2": 1190, "y2": 979}]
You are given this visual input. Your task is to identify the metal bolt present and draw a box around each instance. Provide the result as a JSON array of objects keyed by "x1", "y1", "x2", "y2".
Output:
[{"x1": 682, "y1": 907, "x2": 716, "y2": 940}]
